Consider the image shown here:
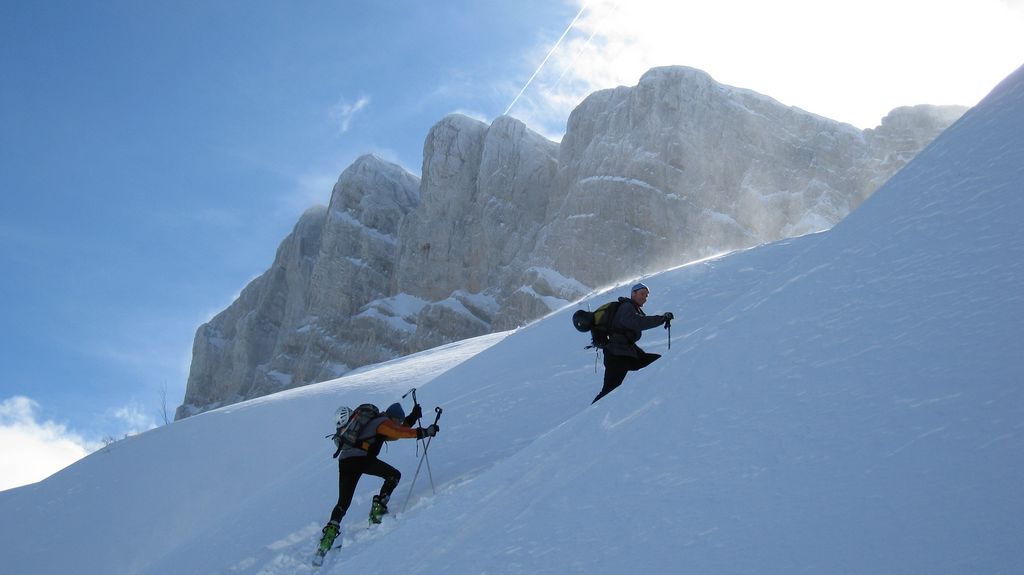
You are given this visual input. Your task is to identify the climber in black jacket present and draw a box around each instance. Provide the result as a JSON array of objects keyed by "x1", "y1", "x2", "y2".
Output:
[{"x1": 593, "y1": 282, "x2": 673, "y2": 403}]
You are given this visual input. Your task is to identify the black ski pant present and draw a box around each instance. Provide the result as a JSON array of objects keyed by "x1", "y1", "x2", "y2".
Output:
[
  {"x1": 593, "y1": 351, "x2": 661, "y2": 404},
  {"x1": 328, "y1": 455, "x2": 401, "y2": 524}
]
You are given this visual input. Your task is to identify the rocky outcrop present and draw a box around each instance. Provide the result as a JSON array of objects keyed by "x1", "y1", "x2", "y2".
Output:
[
  {"x1": 177, "y1": 66, "x2": 965, "y2": 419},
  {"x1": 177, "y1": 156, "x2": 419, "y2": 418},
  {"x1": 535, "y1": 67, "x2": 968, "y2": 287},
  {"x1": 394, "y1": 114, "x2": 560, "y2": 339}
]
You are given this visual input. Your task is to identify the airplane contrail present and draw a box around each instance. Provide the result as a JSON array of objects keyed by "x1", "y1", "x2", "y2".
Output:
[{"x1": 504, "y1": 2, "x2": 590, "y2": 116}]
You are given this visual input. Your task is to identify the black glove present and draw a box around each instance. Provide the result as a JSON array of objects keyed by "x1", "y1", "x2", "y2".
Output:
[
  {"x1": 409, "y1": 403, "x2": 423, "y2": 421},
  {"x1": 417, "y1": 424, "x2": 439, "y2": 439},
  {"x1": 663, "y1": 312, "x2": 674, "y2": 321}
]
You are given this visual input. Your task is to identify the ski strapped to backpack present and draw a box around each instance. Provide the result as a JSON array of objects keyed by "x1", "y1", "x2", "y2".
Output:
[
  {"x1": 572, "y1": 300, "x2": 624, "y2": 349},
  {"x1": 329, "y1": 403, "x2": 380, "y2": 458}
]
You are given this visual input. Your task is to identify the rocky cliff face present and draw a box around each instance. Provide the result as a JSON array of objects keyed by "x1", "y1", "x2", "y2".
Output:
[
  {"x1": 177, "y1": 66, "x2": 965, "y2": 419},
  {"x1": 179, "y1": 156, "x2": 420, "y2": 416},
  {"x1": 536, "y1": 67, "x2": 966, "y2": 287},
  {"x1": 393, "y1": 114, "x2": 561, "y2": 343}
]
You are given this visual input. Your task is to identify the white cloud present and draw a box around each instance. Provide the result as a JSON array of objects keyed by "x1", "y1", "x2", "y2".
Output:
[
  {"x1": 111, "y1": 403, "x2": 158, "y2": 435},
  {"x1": 329, "y1": 95, "x2": 371, "y2": 133},
  {"x1": 509, "y1": 0, "x2": 1024, "y2": 133},
  {"x1": 1001, "y1": 0, "x2": 1024, "y2": 13},
  {"x1": 0, "y1": 397, "x2": 102, "y2": 492}
]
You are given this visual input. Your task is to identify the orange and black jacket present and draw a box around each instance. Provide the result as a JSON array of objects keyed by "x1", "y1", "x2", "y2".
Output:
[{"x1": 338, "y1": 413, "x2": 420, "y2": 460}]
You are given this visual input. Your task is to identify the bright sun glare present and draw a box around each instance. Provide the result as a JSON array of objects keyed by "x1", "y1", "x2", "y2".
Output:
[{"x1": 511, "y1": 0, "x2": 1024, "y2": 134}]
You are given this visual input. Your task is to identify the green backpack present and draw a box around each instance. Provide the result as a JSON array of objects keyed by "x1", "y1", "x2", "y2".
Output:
[{"x1": 571, "y1": 300, "x2": 623, "y2": 349}]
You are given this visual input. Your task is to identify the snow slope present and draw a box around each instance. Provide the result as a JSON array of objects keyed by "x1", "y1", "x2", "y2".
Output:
[{"x1": 2, "y1": 64, "x2": 1022, "y2": 574}]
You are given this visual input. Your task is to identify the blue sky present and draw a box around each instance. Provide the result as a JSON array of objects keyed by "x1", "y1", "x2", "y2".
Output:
[{"x1": 1, "y1": 0, "x2": 1021, "y2": 490}]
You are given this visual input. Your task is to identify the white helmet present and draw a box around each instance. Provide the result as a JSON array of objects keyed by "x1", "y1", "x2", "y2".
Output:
[{"x1": 334, "y1": 406, "x2": 353, "y2": 428}]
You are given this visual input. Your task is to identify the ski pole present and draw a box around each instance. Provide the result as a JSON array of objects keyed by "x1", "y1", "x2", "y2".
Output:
[
  {"x1": 665, "y1": 317, "x2": 672, "y2": 350},
  {"x1": 418, "y1": 407, "x2": 442, "y2": 493},
  {"x1": 402, "y1": 406, "x2": 443, "y2": 512},
  {"x1": 411, "y1": 391, "x2": 438, "y2": 490},
  {"x1": 404, "y1": 387, "x2": 433, "y2": 469},
  {"x1": 421, "y1": 406, "x2": 441, "y2": 492},
  {"x1": 402, "y1": 407, "x2": 440, "y2": 511},
  {"x1": 403, "y1": 387, "x2": 424, "y2": 456}
]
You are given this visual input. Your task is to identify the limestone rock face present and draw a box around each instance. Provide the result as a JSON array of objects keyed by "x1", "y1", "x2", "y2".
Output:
[
  {"x1": 536, "y1": 67, "x2": 967, "y2": 288},
  {"x1": 177, "y1": 66, "x2": 964, "y2": 419},
  {"x1": 180, "y1": 206, "x2": 326, "y2": 415},
  {"x1": 863, "y1": 104, "x2": 970, "y2": 193},
  {"x1": 394, "y1": 114, "x2": 489, "y2": 301},
  {"x1": 394, "y1": 114, "x2": 560, "y2": 340},
  {"x1": 177, "y1": 156, "x2": 418, "y2": 418}
]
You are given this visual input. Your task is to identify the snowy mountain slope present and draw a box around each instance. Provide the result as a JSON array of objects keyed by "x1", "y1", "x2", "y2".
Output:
[
  {"x1": 2, "y1": 64, "x2": 1022, "y2": 574},
  {"x1": 0, "y1": 334, "x2": 511, "y2": 575},
  {"x1": 372, "y1": 64, "x2": 1024, "y2": 575}
]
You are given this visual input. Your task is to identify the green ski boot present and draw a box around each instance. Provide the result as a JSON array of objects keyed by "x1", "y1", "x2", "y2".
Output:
[
  {"x1": 313, "y1": 521, "x2": 340, "y2": 567},
  {"x1": 318, "y1": 522, "x2": 339, "y2": 553},
  {"x1": 369, "y1": 495, "x2": 389, "y2": 524}
]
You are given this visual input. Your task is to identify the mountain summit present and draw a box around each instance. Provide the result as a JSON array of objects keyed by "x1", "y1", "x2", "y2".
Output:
[{"x1": 178, "y1": 66, "x2": 965, "y2": 419}]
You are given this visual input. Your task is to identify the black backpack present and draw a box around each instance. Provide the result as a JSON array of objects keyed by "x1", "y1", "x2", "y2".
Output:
[
  {"x1": 331, "y1": 403, "x2": 380, "y2": 458},
  {"x1": 572, "y1": 300, "x2": 622, "y2": 349}
]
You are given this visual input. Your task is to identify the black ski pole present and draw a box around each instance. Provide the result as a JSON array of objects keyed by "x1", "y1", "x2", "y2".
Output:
[
  {"x1": 403, "y1": 387, "x2": 424, "y2": 456},
  {"x1": 422, "y1": 407, "x2": 441, "y2": 492},
  {"x1": 409, "y1": 390, "x2": 437, "y2": 490},
  {"x1": 402, "y1": 406, "x2": 443, "y2": 512},
  {"x1": 404, "y1": 387, "x2": 433, "y2": 478},
  {"x1": 665, "y1": 317, "x2": 672, "y2": 349}
]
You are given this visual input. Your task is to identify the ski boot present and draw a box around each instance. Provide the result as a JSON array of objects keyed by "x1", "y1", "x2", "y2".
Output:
[
  {"x1": 369, "y1": 495, "x2": 389, "y2": 524},
  {"x1": 318, "y1": 521, "x2": 340, "y2": 553}
]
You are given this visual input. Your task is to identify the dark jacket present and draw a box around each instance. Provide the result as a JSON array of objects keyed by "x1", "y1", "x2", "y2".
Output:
[{"x1": 604, "y1": 297, "x2": 669, "y2": 358}]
